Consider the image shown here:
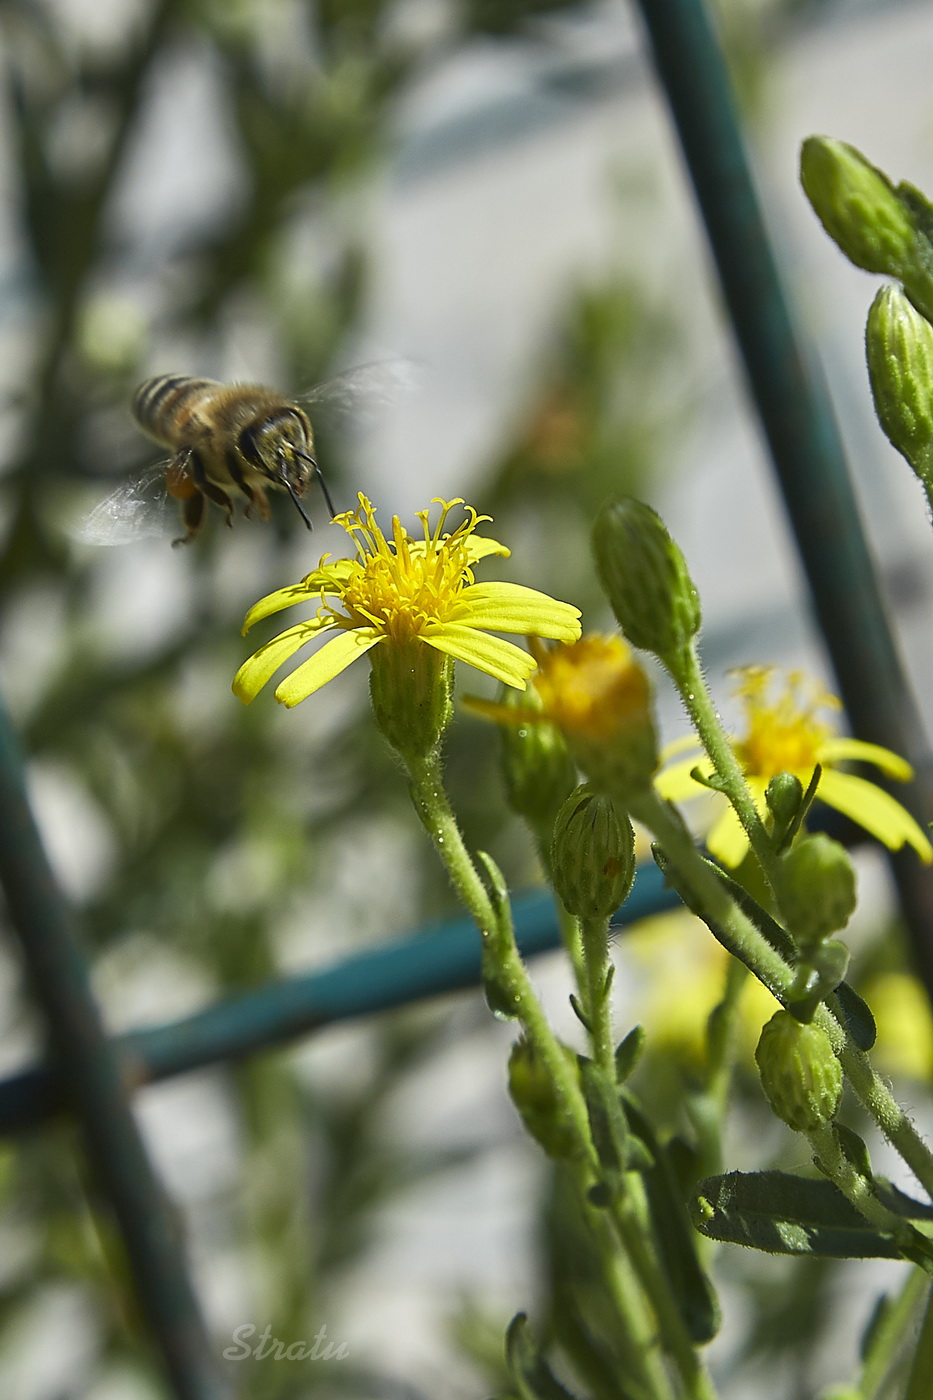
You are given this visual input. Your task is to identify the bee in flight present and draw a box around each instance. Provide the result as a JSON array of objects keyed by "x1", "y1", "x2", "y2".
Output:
[{"x1": 126, "y1": 374, "x2": 337, "y2": 544}]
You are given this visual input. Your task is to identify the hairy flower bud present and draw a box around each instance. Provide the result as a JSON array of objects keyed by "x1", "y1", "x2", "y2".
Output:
[
  {"x1": 496, "y1": 687, "x2": 578, "y2": 831},
  {"x1": 592, "y1": 498, "x2": 700, "y2": 665},
  {"x1": 755, "y1": 1011, "x2": 843, "y2": 1134},
  {"x1": 551, "y1": 784, "x2": 636, "y2": 920},
  {"x1": 369, "y1": 638, "x2": 453, "y2": 761},
  {"x1": 508, "y1": 1037, "x2": 580, "y2": 1160},
  {"x1": 866, "y1": 284, "x2": 933, "y2": 489},
  {"x1": 780, "y1": 834, "x2": 857, "y2": 950},
  {"x1": 800, "y1": 137, "x2": 916, "y2": 275},
  {"x1": 765, "y1": 771, "x2": 805, "y2": 830}
]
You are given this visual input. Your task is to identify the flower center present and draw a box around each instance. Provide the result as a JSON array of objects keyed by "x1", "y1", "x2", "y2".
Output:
[
  {"x1": 732, "y1": 667, "x2": 837, "y2": 780},
  {"x1": 327, "y1": 496, "x2": 477, "y2": 642}
]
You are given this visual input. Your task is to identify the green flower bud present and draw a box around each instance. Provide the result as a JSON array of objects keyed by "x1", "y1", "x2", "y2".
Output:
[
  {"x1": 780, "y1": 834, "x2": 857, "y2": 950},
  {"x1": 508, "y1": 1037, "x2": 580, "y2": 1160},
  {"x1": 496, "y1": 687, "x2": 578, "y2": 831},
  {"x1": 369, "y1": 638, "x2": 453, "y2": 761},
  {"x1": 755, "y1": 1011, "x2": 843, "y2": 1134},
  {"x1": 800, "y1": 136, "x2": 916, "y2": 275},
  {"x1": 765, "y1": 772, "x2": 804, "y2": 829},
  {"x1": 551, "y1": 784, "x2": 636, "y2": 920},
  {"x1": 866, "y1": 283, "x2": 933, "y2": 488},
  {"x1": 592, "y1": 498, "x2": 701, "y2": 665}
]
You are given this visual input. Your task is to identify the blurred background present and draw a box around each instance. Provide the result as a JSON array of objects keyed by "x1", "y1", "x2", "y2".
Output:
[{"x1": 3, "y1": 0, "x2": 933, "y2": 1396}]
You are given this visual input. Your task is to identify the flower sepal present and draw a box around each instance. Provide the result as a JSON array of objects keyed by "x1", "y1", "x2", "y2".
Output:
[{"x1": 370, "y1": 637, "x2": 453, "y2": 761}]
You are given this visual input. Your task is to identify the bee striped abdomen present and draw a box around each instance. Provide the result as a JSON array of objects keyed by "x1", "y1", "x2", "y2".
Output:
[{"x1": 132, "y1": 376, "x2": 218, "y2": 446}]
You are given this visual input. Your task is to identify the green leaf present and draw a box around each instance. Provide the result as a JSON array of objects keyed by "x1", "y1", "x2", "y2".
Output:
[
  {"x1": 580, "y1": 1060, "x2": 627, "y2": 1175},
  {"x1": 692, "y1": 1170, "x2": 933, "y2": 1260},
  {"x1": 831, "y1": 980, "x2": 877, "y2": 1051},
  {"x1": 504, "y1": 1314, "x2": 581, "y2": 1400},
  {"x1": 654, "y1": 851, "x2": 876, "y2": 1047},
  {"x1": 614, "y1": 1025, "x2": 646, "y2": 1082},
  {"x1": 623, "y1": 1093, "x2": 721, "y2": 1344}
]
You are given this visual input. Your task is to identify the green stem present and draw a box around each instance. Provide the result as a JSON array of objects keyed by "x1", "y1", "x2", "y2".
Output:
[
  {"x1": 859, "y1": 1267, "x2": 928, "y2": 1400},
  {"x1": 905, "y1": 1278, "x2": 933, "y2": 1400},
  {"x1": 670, "y1": 644, "x2": 781, "y2": 888},
  {"x1": 608, "y1": 1185, "x2": 719, "y2": 1400},
  {"x1": 406, "y1": 751, "x2": 715, "y2": 1396},
  {"x1": 692, "y1": 959, "x2": 748, "y2": 1177},
  {"x1": 807, "y1": 1124, "x2": 926, "y2": 1251},
  {"x1": 406, "y1": 750, "x2": 496, "y2": 931},
  {"x1": 631, "y1": 786, "x2": 933, "y2": 1200},
  {"x1": 579, "y1": 914, "x2": 615, "y2": 1077},
  {"x1": 830, "y1": 1037, "x2": 933, "y2": 1200},
  {"x1": 628, "y1": 788, "x2": 795, "y2": 1000}
]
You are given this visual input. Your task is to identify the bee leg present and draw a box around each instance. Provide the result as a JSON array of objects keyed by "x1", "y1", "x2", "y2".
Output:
[
  {"x1": 247, "y1": 485, "x2": 271, "y2": 520},
  {"x1": 190, "y1": 450, "x2": 235, "y2": 528},
  {"x1": 173, "y1": 488, "x2": 205, "y2": 546}
]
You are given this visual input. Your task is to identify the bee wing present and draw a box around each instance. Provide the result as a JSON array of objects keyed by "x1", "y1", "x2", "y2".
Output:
[
  {"x1": 298, "y1": 359, "x2": 421, "y2": 426},
  {"x1": 74, "y1": 462, "x2": 175, "y2": 546}
]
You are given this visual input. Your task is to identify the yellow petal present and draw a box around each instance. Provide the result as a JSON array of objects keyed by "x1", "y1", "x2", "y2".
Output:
[
  {"x1": 660, "y1": 734, "x2": 706, "y2": 764},
  {"x1": 422, "y1": 624, "x2": 536, "y2": 688},
  {"x1": 817, "y1": 769, "x2": 933, "y2": 862},
  {"x1": 655, "y1": 756, "x2": 715, "y2": 802},
  {"x1": 233, "y1": 620, "x2": 332, "y2": 702},
  {"x1": 242, "y1": 584, "x2": 317, "y2": 634},
  {"x1": 706, "y1": 804, "x2": 751, "y2": 868},
  {"x1": 274, "y1": 628, "x2": 382, "y2": 708},
  {"x1": 818, "y1": 737, "x2": 914, "y2": 782},
  {"x1": 464, "y1": 534, "x2": 510, "y2": 564},
  {"x1": 450, "y1": 582, "x2": 581, "y2": 641}
]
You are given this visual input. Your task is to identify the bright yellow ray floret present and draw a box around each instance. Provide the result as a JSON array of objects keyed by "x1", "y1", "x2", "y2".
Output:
[
  {"x1": 233, "y1": 494, "x2": 582, "y2": 708},
  {"x1": 656, "y1": 666, "x2": 932, "y2": 867}
]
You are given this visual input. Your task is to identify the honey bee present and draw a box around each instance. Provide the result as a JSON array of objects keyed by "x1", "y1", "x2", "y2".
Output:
[
  {"x1": 79, "y1": 374, "x2": 346, "y2": 547},
  {"x1": 129, "y1": 375, "x2": 336, "y2": 544}
]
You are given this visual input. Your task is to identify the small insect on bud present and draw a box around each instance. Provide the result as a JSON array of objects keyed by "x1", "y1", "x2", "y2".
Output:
[
  {"x1": 780, "y1": 834, "x2": 857, "y2": 952},
  {"x1": 866, "y1": 284, "x2": 933, "y2": 492},
  {"x1": 496, "y1": 687, "x2": 579, "y2": 832},
  {"x1": 755, "y1": 1011, "x2": 843, "y2": 1134},
  {"x1": 508, "y1": 1037, "x2": 581, "y2": 1160},
  {"x1": 551, "y1": 784, "x2": 636, "y2": 921},
  {"x1": 800, "y1": 137, "x2": 917, "y2": 276},
  {"x1": 592, "y1": 498, "x2": 700, "y2": 667}
]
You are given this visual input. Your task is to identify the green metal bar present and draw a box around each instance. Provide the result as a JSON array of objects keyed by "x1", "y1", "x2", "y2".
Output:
[
  {"x1": 633, "y1": 0, "x2": 933, "y2": 993},
  {"x1": 0, "y1": 695, "x2": 229, "y2": 1400},
  {"x1": 0, "y1": 866, "x2": 680, "y2": 1137}
]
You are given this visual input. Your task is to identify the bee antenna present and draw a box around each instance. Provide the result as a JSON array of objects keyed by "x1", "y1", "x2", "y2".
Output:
[
  {"x1": 283, "y1": 476, "x2": 314, "y2": 532},
  {"x1": 295, "y1": 449, "x2": 337, "y2": 519}
]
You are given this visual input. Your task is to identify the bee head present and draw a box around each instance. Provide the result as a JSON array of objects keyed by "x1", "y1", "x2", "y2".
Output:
[{"x1": 245, "y1": 412, "x2": 335, "y2": 527}]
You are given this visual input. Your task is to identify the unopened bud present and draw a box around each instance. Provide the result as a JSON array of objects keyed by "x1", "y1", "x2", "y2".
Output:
[
  {"x1": 496, "y1": 687, "x2": 578, "y2": 831},
  {"x1": 551, "y1": 784, "x2": 636, "y2": 920},
  {"x1": 866, "y1": 284, "x2": 933, "y2": 488},
  {"x1": 765, "y1": 772, "x2": 804, "y2": 830},
  {"x1": 800, "y1": 137, "x2": 916, "y2": 276},
  {"x1": 780, "y1": 834, "x2": 857, "y2": 950},
  {"x1": 592, "y1": 498, "x2": 700, "y2": 666},
  {"x1": 508, "y1": 1037, "x2": 580, "y2": 1160},
  {"x1": 755, "y1": 1011, "x2": 843, "y2": 1134}
]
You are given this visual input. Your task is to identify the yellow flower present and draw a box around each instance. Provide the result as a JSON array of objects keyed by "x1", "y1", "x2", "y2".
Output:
[
  {"x1": 656, "y1": 666, "x2": 932, "y2": 867},
  {"x1": 233, "y1": 494, "x2": 582, "y2": 708},
  {"x1": 466, "y1": 634, "x2": 659, "y2": 799}
]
